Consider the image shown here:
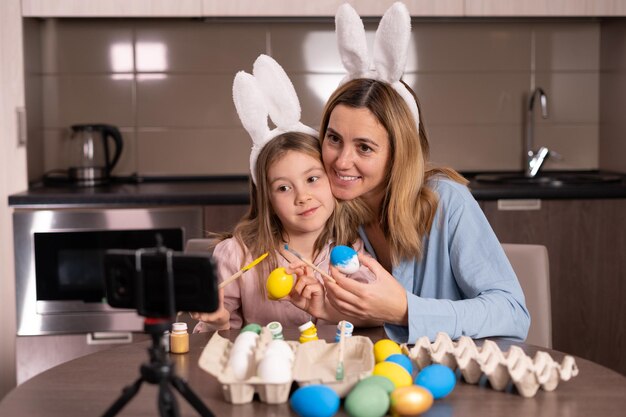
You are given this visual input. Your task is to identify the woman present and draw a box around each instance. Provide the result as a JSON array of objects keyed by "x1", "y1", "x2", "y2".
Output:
[{"x1": 318, "y1": 77, "x2": 530, "y2": 343}]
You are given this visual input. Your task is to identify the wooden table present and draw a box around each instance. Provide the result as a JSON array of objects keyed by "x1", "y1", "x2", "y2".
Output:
[{"x1": 1, "y1": 325, "x2": 625, "y2": 416}]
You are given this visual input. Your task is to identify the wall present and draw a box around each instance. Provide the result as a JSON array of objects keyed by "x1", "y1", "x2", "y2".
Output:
[
  {"x1": 600, "y1": 19, "x2": 626, "y2": 172},
  {"x1": 24, "y1": 17, "x2": 602, "y2": 183},
  {"x1": 0, "y1": 0, "x2": 27, "y2": 401}
]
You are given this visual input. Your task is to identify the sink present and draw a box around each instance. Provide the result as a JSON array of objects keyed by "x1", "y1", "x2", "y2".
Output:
[{"x1": 474, "y1": 172, "x2": 623, "y2": 186}]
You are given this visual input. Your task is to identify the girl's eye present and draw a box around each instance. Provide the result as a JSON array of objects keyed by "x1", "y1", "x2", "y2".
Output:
[
  {"x1": 277, "y1": 185, "x2": 291, "y2": 192},
  {"x1": 307, "y1": 175, "x2": 320, "y2": 183}
]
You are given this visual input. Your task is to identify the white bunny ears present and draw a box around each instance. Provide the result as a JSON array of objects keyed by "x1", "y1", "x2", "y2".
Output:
[
  {"x1": 233, "y1": 54, "x2": 318, "y2": 184},
  {"x1": 336, "y1": 2, "x2": 419, "y2": 130}
]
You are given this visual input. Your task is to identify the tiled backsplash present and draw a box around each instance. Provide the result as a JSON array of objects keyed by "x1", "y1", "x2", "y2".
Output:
[{"x1": 24, "y1": 18, "x2": 606, "y2": 181}]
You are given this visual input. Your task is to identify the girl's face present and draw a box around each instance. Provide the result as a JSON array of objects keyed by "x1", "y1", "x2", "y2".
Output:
[
  {"x1": 267, "y1": 150, "x2": 335, "y2": 239},
  {"x1": 322, "y1": 104, "x2": 391, "y2": 209}
]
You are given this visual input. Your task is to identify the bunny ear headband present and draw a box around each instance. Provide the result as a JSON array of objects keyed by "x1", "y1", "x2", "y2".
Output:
[
  {"x1": 233, "y1": 54, "x2": 318, "y2": 184},
  {"x1": 336, "y1": 1, "x2": 419, "y2": 130}
]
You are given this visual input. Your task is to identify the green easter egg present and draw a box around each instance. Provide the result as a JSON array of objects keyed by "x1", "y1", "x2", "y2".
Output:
[
  {"x1": 241, "y1": 323, "x2": 262, "y2": 334},
  {"x1": 355, "y1": 375, "x2": 395, "y2": 395},
  {"x1": 344, "y1": 384, "x2": 390, "y2": 417}
]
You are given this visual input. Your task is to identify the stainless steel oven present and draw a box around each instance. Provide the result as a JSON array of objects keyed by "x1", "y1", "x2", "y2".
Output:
[{"x1": 13, "y1": 206, "x2": 204, "y2": 336}]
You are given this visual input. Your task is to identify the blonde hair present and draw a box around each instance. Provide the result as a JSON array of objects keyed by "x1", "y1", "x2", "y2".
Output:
[
  {"x1": 213, "y1": 132, "x2": 365, "y2": 292},
  {"x1": 320, "y1": 78, "x2": 467, "y2": 264}
]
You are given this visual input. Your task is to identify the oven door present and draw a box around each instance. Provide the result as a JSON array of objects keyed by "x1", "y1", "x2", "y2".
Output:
[{"x1": 14, "y1": 206, "x2": 203, "y2": 335}]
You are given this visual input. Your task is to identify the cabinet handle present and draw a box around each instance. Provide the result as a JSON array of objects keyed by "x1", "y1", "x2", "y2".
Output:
[
  {"x1": 17, "y1": 107, "x2": 27, "y2": 146},
  {"x1": 86, "y1": 332, "x2": 133, "y2": 345},
  {"x1": 497, "y1": 199, "x2": 542, "y2": 211}
]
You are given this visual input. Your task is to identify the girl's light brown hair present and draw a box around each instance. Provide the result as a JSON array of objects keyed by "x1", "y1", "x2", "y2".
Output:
[
  {"x1": 213, "y1": 132, "x2": 365, "y2": 292},
  {"x1": 320, "y1": 78, "x2": 467, "y2": 264}
]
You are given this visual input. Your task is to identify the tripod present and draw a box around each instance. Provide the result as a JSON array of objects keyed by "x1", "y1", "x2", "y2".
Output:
[{"x1": 102, "y1": 319, "x2": 215, "y2": 417}]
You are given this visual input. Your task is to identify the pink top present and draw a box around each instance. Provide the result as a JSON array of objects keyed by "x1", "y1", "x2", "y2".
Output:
[{"x1": 194, "y1": 238, "x2": 373, "y2": 332}]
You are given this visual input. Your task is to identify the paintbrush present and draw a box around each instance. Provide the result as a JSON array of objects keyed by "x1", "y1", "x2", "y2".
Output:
[
  {"x1": 336, "y1": 320, "x2": 346, "y2": 380},
  {"x1": 283, "y1": 244, "x2": 336, "y2": 284},
  {"x1": 218, "y1": 252, "x2": 269, "y2": 289}
]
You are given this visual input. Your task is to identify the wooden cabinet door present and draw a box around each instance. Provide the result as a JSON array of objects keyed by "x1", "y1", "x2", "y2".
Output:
[
  {"x1": 203, "y1": 205, "x2": 249, "y2": 235},
  {"x1": 482, "y1": 199, "x2": 626, "y2": 376}
]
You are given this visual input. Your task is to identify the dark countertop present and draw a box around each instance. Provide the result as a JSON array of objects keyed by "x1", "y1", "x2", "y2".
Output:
[
  {"x1": 465, "y1": 170, "x2": 626, "y2": 200},
  {"x1": 8, "y1": 171, "x2": 626, "y2": 208}
]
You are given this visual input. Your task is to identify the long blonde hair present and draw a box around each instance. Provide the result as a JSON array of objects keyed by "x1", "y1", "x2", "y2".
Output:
[
  {"x1": 213, "y1": 132, "x2": 365, "y2": 290},
  {"x1": 320, "y1": 78, "x2": 467, "y2": 264}
]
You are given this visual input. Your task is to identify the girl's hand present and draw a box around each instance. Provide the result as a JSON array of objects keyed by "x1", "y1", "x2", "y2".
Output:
[
  {"x1": 285, "y1": 263, "x2": 328, "y2": 319},
  {"x1": 323, "y1": 253, "x2": 408, "y2": 325},
  {"x1": 189, "y1": 287, "x2": 230, "y2": 327}
]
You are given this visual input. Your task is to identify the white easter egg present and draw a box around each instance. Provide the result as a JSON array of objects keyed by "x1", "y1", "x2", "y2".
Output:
[
  {"x1": 264, "y1": 340, "x2": 294, "y2": 362},
  {"x1": 257, "y1": 355, "x2": 292, "y2": 383},
  {"x1": 228, "y1": 350, "x2": 252, "y2": 381}
]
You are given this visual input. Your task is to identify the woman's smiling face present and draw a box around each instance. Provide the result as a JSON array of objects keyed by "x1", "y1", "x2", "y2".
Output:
[{"x1": 322, "y1": 104, "x2": 391, "y2": 209}]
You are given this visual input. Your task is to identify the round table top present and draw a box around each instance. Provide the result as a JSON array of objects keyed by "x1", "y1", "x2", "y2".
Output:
[{"x1": 1, "y1": 325, "x2": 625, "y2": 417}]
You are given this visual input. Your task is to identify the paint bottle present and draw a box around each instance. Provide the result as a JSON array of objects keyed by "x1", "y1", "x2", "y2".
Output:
[
  {"x1": 170, "y1": 322, "x2": 189, "y2": 354},
  {"x1": 267, "y1": 321, "x2": 284, "y2": 340},
  {"x1": 298, "y1": 321, "x2": 319, "y2": 343}
]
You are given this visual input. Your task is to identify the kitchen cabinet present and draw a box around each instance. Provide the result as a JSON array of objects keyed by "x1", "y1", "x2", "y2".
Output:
[
  {"x1": 20, "y1": 0, "x2": 626, "y2": 17},
  {"x1": 21, "y1": 0, "x2": 203, "y2": 17},
  {"x1": 203, "y1": 204, "x2": 249, "y2": 235},
  {"x1": 481, "y1": 198, "x2": 626, "y2": 376},
  {"x1": 21, "y1": 0, "x2": 464, "y2": 17},
  {"x1": 201, "y1": 0, "x2": 464, "y2": 17},
  {"x1": 465, "y1": 0, "x2": 626, "y2": 16}
]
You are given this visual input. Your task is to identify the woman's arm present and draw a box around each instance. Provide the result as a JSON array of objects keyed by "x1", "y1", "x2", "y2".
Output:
[
  {"x1": 288, "y1": 262, "x2": 382, "y2": 327},
  {"x1": 323, "y1": 253, "x2": 408, "y2": 325}
]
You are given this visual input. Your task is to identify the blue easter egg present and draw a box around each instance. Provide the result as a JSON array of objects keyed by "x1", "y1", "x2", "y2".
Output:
[
  {"x1": 385, "y1": 353, "x2": 413, "y2": 376},
  {"x1": 330, "y1": 245, "x2": 357, "y2": 265},
  {"x1": 330, "y1": 245, "x2": 359, "y2": 274},
  {"x1": 415, "y1": 364, "x2": 456, "y2": 399},
  {"x1": 290, "y1": 385, "x2": 340, "y2": 417}
]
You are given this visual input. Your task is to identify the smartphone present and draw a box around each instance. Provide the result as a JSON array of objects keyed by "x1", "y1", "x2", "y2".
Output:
[{"x1": 104, "y1": 249, "x2": 218, "y2": 318}]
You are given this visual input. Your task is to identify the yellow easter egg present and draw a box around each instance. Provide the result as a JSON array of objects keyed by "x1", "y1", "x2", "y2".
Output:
[
  {"x1": 390, "y1": 385, "x2": 433, "y2": 416},
  {"x1": 374, "y1": 339, "x2": 402, "y2": 363},
  {"x1": 373, "y1": 361, "x2": 413, "y2": 389},
  {"x1": 266, "y1": 267, "x2": 294, "y2": 299}
]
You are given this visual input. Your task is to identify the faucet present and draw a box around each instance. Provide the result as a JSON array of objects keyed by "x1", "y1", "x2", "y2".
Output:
[{"x1": 525, "y1": 87, "x2": 551, "y2": 177}]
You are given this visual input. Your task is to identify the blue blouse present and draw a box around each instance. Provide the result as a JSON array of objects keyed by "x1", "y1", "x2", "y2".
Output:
[{"x1": 359, "y1": 177, "x2": 530, "y2": 343}]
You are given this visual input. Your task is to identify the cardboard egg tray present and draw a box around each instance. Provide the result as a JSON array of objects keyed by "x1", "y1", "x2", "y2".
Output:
[
  {"x1": 402, "y1": 332, "x2": 579, "y2": 398},
  {"x1": 292, "y1": 336, "x2": 375, "y2": 397},
  {"x1": 198, "y1": 329, "x2": 299, "y2": 404}
]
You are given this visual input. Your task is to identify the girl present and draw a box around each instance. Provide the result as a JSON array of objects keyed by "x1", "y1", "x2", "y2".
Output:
[
  {"x1": 192, "y1": 55, "x2": 373, "y2": 331},
  {"x1": 316, "y1": 3, "x2": 530, "y2": 343}
]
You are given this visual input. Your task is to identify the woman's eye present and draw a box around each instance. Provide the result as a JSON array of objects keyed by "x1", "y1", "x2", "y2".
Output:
[
  {"x1": 359, "y1": 144, "x2": 373, "y2": 153},
  {"x1": 326, "y1": 133, "x2": 341, "y2": 144}
]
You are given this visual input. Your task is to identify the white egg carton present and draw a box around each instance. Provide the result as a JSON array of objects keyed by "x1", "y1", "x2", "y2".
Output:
[
  {"x1": 292, "y1": 336, "x2": 375, "y2": 397},
  {"x1": 198, "y1": 329, "x2": 299, "y2": 404},
  {"x1": 401, "y1": 332, "x2": 579, "y2": 398}
]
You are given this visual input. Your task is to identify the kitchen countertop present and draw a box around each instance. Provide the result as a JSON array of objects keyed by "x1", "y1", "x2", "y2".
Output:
[{"x1": 7, "y1": 171, "x2": 626, "y2": 208}]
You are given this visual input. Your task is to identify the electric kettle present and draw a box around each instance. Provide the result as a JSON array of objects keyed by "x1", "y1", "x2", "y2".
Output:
[{"x1": 67, "y1": 124, "x2": 123, "y2": 186}]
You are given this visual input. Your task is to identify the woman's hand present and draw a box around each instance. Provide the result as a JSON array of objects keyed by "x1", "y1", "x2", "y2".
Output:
[
  {"x1": 189, "y1": 287, "x2": 230, "y2": 328},
  {"x1": 324, "y1": 253, "x2": 408, "y2": 325},
  {"x1": 285, "y1": 263, "x2": 328, "y2": 319}
]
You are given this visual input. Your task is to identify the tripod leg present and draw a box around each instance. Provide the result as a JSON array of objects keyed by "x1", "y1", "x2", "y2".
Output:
[
  {"x1": 158, "y1": 378, "x2": 180, "y2": 417},
  {"x1": 171, "y1": 375, "x2": 216, "y2": 417},
  {"x1": 102, "y1": 377, "x2": 144, "y2": 417}
]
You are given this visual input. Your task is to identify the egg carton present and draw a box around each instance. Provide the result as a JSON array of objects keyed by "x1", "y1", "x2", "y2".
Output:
[
  {"x1": 292, "y1": 336, "x2": 375, "y2": 397},
  {"x1": 401, "y1": 332, "x2": 579, "y2": 398},
  {"x1": 198, "y1": 329, "x2": 298, "y2": 404}
]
